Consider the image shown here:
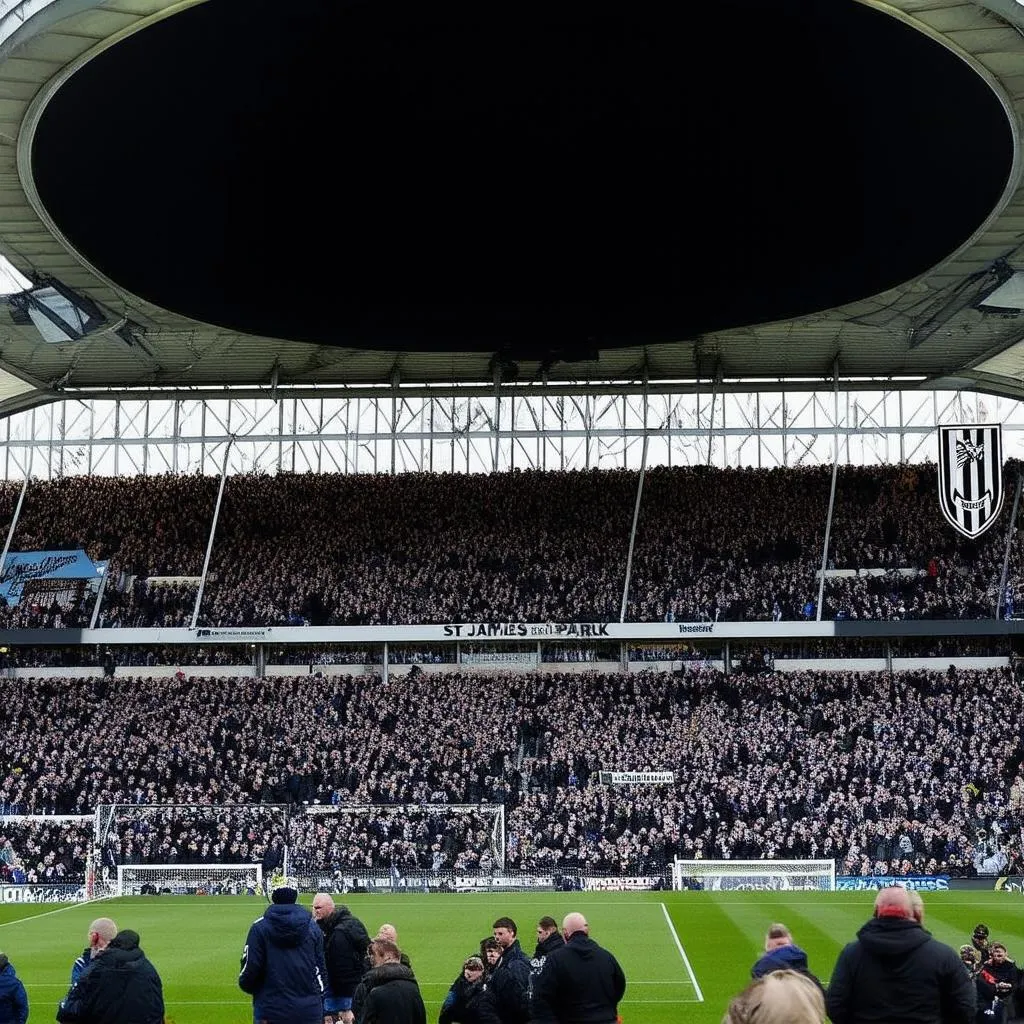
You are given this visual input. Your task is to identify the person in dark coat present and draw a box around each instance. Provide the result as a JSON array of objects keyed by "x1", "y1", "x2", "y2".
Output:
[
  {"x1": 354, "y1": 939, "x2": 425, "y2": 1024},
  {"x1": 239, "y1": 884, "x2": 325, "y2": 1024},
  {"x1": 531, "y1": 913, "x2": 626, "y2": 1024},
  {"x1": 312, "y1": 892, "x2": 371, "y2": 1023},
  {"x1": 439, "y1": 955, "x2": 500, "y2": 1024},
  {"x1": 751, "y1": 923, "x2": 824, "y2": 991},
  {"x1": 0, "y1": 953, "x2": 27, "y2": 1024},
  {"x1": 69, "y1": 919, "x2": 117, "y2": 989},
  {"x1": 490, "y1": 917, "x2": 532, "y2": 1024},
  {"x1": 975, "y1": 943, "x2": 1018, "y2": 1024},
  {"x1": 56, "y1": 930, "x2": 162, "y2": 1024},
  {"x1": 826, "y1": 887, "x2": 976, "y2": 1024},
  {"x1": 533, "y1": 918, "x2": 565, "y2": 962}
]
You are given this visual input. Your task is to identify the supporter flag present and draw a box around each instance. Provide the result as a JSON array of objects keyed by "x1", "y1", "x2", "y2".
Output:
[{"x1": 938, "y1": 424, "x2": 1004, "y2": 538}]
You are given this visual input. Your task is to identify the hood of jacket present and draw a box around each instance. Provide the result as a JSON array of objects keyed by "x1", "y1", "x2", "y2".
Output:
[
  {"x1": 0, "y1": 959, "x2": 20, "y2": 988},
  {"x1": 563, "y1": 933, "x2": 602, "y2": 961},
  {"x1": 263, "y1": 902, "x2": 312, "y2": 948},
  {"x1": 365, "y1": 961, "x2": 416, "y2": 992},
  {"x1": 753, "y1": 944, "x2": 810, "y2": 976},
  {"x1": 856, "y1": 918, "x2": 932, "y2": 958}
]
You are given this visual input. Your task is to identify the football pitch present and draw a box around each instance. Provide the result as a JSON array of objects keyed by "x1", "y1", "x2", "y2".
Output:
[{"x1": 0, "y1": 890, "x2": 1019, "y2": 1023}]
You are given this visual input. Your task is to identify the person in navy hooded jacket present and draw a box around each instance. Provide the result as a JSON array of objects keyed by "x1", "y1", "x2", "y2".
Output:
[
  {"x1": 239, "y1": 883, "x2": 325, "y2": 1024},
  {"x1": 0, "y1": 952, "x2": 27, "y2": 1024},
  {"x1": 751, "y1": 924, "x2": 824, "y2": 992}
]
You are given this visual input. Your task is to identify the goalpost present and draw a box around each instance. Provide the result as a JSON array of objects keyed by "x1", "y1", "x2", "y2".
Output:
[
  {"x1": 115, "y1": 862, "x2": 262, "y2": 896},
  {"x1": 290, "y1": 803, "x2": 506, "y2": 889},
  {"x1": 671, "y1": 858, "x2": 836, "y2": 891},
  {"x1": 93, "y1": 803, "x2": 289, "y2": 898}
]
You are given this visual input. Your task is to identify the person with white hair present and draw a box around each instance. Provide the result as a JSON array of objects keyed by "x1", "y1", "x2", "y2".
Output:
[
  {"x1": 724, "y1": 969, "x2": 825, "y2": 1024},
  {"x1": 531, "y1": 912, "x2": 625, "y2": 1024}
]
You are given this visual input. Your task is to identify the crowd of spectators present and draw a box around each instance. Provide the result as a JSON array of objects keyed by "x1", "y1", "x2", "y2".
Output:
[
  {"x1": 0, "y1": 464, "x2": 1018, "y2": 627},
  {"x1": 0, "y1": 668, "x2": 1022, "y2": 882}
]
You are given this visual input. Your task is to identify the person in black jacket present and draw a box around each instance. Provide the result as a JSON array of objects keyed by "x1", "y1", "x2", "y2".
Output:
[
  {"x1": 530, "y1": 917, "x2": 567, "y2": 1014},
  {"x1": 826, "y1": 887, "x2": 976, "y2": 1024},
  {"x1": 354, "y1": 939, "x2": 425, "y2": 1024},
  {"x1": 313, "y1": 892, "x2": 371, "y2": 1024},
  {"x1": 975, "y1": 943, "x2": 1018, "y2": 1024},
  {"x1": 490, "y1": 917, "x2": 532, "y2": 1024},
  {"x1": 533, "y1": 918, "x2": 565, "y2": 963},
  {"x1": 56, "y1": 929, "x2": 163, "y2": 1024},
  {"x1": 531, "y1": 913, "x2": 625, "y2": 1024},
  {"x1": 239, "y1": 884, "x2": 325, "y2": 1024},
  {"x1": 439, "y1": 955, "x2": 500, "y2": 1024}
]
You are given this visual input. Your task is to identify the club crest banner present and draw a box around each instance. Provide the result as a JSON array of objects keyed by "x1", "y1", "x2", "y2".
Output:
[{"x1": 938, "y1": 424, "x2": 1004, "y2": 538}]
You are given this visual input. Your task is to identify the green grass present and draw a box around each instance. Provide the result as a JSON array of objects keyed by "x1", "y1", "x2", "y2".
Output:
[{"x1": 0, "y1": 890, "x2": 1019, "y2": 1023}]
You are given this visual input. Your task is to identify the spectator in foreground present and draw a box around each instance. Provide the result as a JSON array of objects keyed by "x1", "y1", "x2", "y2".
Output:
[
  {"x1": 439, "y1": 955, "x2": 498, "y2": 1024},
  {"x1": 531, "y1": 912, "x2": 626, "y2": 1024},
  {"x1": 57, "y1": 929, "x2": 162, "y2": 1024},
  {"x1": 751, "y1": 923, "x2": 822, "y2": 990},
  {"x1": 0, "y1": 952, "x2": 27, "y2": 1024},
  {"x1": 239, "y1": 884, "x2": 324, "y2": 1024},
  {"x1": 826, "y1": 887, "x2": 975, "y2": 1024},
  {"x1": 724, "y1": 969, "x2": 825, "y2": 1024},
  {"x1": 489, "y1": 917, "x2": 531, "y2": 1024},
  {"x1": 70, "y1": 918, "x2": 117, "y2": 988},
  {"x1": 312, "y1": 891, "x2": 370, "y2": 1024},
  {"x1": 353, "y1": 938, "x2": 425, "y2": 1024}
]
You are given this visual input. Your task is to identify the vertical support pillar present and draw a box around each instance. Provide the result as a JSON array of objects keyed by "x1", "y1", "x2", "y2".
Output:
[
  {"x1": 620, "y1": 389, "x2": 650, "y2": 623},
  {"x1": 996, "y1": 473, "x2": 1024, "y2": 620},
  {"x1": 382, "y1": 641, "x2": 389, "y2": 684},
  {"x1": 172, "y1": 400, "x2": 180, "y2": 474},
  {"x1": 816, "y1": 364, "x2": 841, "y2": 622},
  {"x1": 89, "y1": 565, "x2": 111, "y2": 629},
  {"x1": 723, "y1": 640, "x2": 731, "y2": 676},
  {"x1": 707, "y1": 378, "x2": 717, "y2": 466},
  {"x1": 190, "y1": 437, "x2": 234, "y2": 629},
  {"x1": 0, "y1": 471, "x2": 30, "y2": 582}
]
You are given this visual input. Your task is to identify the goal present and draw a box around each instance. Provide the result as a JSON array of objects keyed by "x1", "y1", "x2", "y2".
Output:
[
  {"x1": 116, "y1": 863, "x2": 262, "y2": 896},
  {"x1": 671, "y1": 858, "x2": 836, "y2": 891},
  {"x1": 289, "y1": 803, "x2": 506, "y2": 890},
  {"x1": 93, "y1": 803, "x2": 289, "y2": 898}
]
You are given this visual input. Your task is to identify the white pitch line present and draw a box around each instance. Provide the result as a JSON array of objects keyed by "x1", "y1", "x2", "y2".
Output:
[
  {"x1": 0, "y1": 903, "x2": 94, "y2": 929},
  {"x1": 660, "y1": 901, "x2": 704, "y2": 1002}
]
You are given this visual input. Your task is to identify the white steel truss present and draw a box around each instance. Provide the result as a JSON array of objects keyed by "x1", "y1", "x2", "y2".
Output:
[{"x1": 0, "y1": 388, "x2": 1018, "y2": 479}]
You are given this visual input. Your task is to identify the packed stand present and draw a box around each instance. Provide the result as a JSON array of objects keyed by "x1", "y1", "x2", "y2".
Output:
[
  {"x1": 0, "y1": 465, "x2": 1018, "y2": 627},
  {"x1": 1, "y1": 669, "x2": 1023, "y2": 879}
]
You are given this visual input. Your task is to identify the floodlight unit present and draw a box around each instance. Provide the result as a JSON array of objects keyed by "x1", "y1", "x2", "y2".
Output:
[
  {"x1": 978, "y1": 270, "x2": 1024, "y2": 314},
  {"x1": 7, "y1": 278, "x2": 106, "y2": 343}
]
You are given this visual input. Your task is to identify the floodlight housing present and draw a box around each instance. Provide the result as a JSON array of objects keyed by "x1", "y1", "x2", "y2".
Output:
[
  {"x1": 7, "y1": 279, "x2": 107, "y2": 342},
  {"x1": 978, "y1": 271, "x2": 1024, "y2": 314}
]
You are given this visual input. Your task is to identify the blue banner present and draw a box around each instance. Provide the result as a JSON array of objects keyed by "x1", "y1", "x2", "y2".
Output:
[
  {"x1": 836, "y1": 875, "x2": 949, "y2": 891},
  {"x1": 0, "y1": 550, "x2": 102, "y2": 604}
]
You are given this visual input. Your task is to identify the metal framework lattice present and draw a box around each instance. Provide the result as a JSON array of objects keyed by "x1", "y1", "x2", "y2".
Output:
[{"x1": 0, "y1": 387, "x2": 1017, "y2": 479}]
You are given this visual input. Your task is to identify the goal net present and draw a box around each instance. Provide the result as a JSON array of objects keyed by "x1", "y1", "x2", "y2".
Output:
[
  {"x1": 93, "y1": 803, "x2": 289, "y2": 898},
  {"x1": 671, "y1": 858, "x2": 836, "y2": 891},
  {"x1": 289, "y1": 803, "x2": 506, "y2": 891},
  {"x1": 116, "y1": 862, "x2": 262, "y2": 896}
]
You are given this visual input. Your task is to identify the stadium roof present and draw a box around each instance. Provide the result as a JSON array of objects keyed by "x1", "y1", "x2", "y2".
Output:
[{"x1": 0, "y1": 0, "x2": 1020, "y2": 417}]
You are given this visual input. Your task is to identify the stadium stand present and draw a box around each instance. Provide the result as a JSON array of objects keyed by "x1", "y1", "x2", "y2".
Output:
[
  {"x1": 1, "y1": 668, "x2": 1022, "y2": 883},
  {"x1": 0, "y1": 464, "x2": 1017, "y2": 629}
]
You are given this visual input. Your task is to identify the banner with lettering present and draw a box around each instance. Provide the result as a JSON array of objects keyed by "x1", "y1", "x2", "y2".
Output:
[{"x1": 0, "y1": 550, "x2": 103, "y2": 605}]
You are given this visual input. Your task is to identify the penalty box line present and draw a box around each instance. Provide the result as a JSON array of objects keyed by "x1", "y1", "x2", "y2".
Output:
[{"x1": 660, "y1": 901, "x2": 704, "y2": 1002}]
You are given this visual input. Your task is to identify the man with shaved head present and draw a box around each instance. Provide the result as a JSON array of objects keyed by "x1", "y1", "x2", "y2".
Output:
[
  {"x1": 70, "y1": 917, "x2": 117, "y2": 987},
  {"x1": 311, "y1": 891, "x2": 369, "y2": 1024},
  {"x1": 826, "y1": 886, "x2": 976, "y2": 1024},
  {"x1": 531, "y1": 912, "x2": 625, "y2": 1024}
]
